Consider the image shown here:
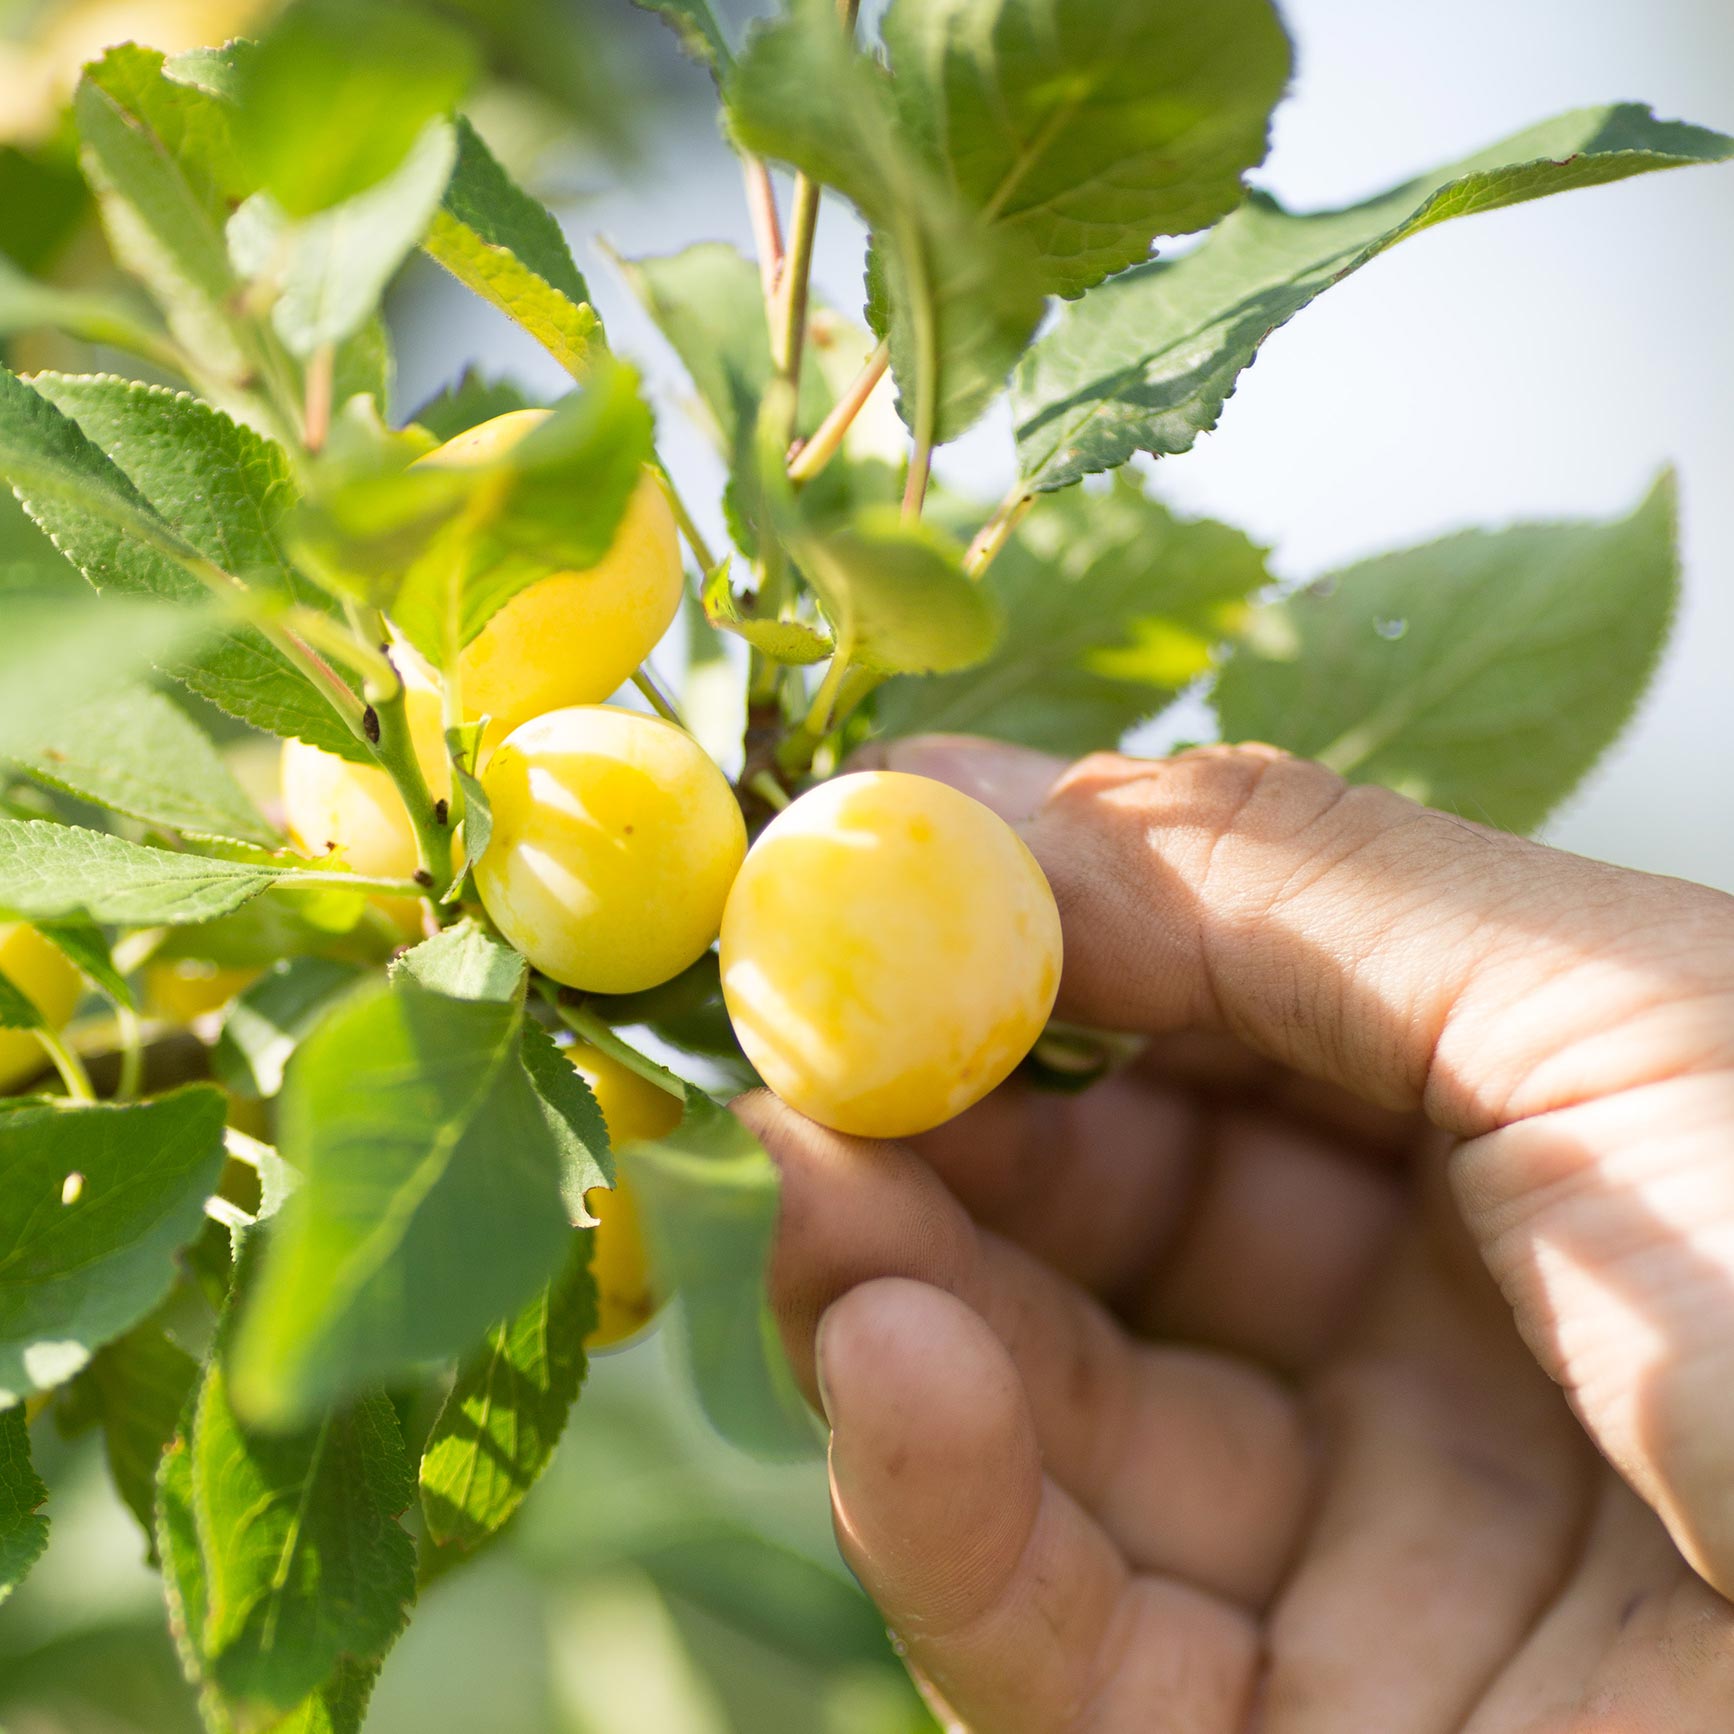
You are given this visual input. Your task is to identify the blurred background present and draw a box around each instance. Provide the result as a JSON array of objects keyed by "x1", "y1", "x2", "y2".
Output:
[{"x1": 1, "y1": 1, "x2": 1730, "y2": 1729}]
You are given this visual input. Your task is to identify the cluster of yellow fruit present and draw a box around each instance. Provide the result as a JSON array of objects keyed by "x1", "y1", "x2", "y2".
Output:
[{"x1": 270, "y1": 409, "x2": 1063, "y2": 1344}]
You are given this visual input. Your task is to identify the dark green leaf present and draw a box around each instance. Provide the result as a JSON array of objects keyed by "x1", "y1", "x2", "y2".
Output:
[
  {"x1": 7, "y1": 685, "x2": 277, "y2": 845},
  {"x1": 795, "y1": 507, "x2": 998, "y2": 675},
  {"x1": 1213, "y1": 474, "x2": 1679, "y2": 834},
  {"x1": 0, "y1": 968, "x2": 45, "y2": 1031},
  {"x1": 884, "y1": 0, "x2": 1291, "y2": 296},
  {"x1": 213, "y1": 959, "x2": 366, "y2": 1099},
  {"x1": 228, "y1": 121, "x2": 459, "y2": 357},
  {"x1": 419, "y1": 1228, "x2": 595, "y2": 1551},
  {"x1": 231, "y1": 982, "x2": 572, "y2": 1423},
  {"x1": 408, "y1": 370, "x2": 539, "y2": 443},
  {"x1": 190, "y1": 1363, "x2": 414, "y2": 1711},
  {"x1": 1014, "y1": 104, "x2": 1734, "y2": 491},
  {"x1": 72, "y1": 1321, "x2": 198, "y2": 1560},
  {"x1": 878, "y1": 477, "x2": 1269, "y2": 751},
  {"x1": 632, "y1": 1092, "x2": 816, "y2": 1459},
  {"x1": 423, "y1": 117, "x2": 602, "y2": 378},
  {"x1": 389, "y1": 918, "x2": 523, "y2": 1003},
  {"x1": 0, "y1": 1087, "x2": 227, "y2": 1405},
  {"x1": 520, "y1": 1021, "x2": 613, "y2": 1226},
  {"x1": 728, "y1": 0, "x2": 1045, "y2": 443},
  {"x1": 0, "y1": 1404, "x2": 48, "y2": 1604},
  {"x1": 236, "y1": 0, "x2": 477, "y2": 216},
  {"x1": 73, "y1": 46, "x2": 258, "y2": 389}
]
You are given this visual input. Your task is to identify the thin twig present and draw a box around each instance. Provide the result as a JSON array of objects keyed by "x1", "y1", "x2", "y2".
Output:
[
  {"x1": 632, "y1": 668, "x2": 686, "y2": 728},
  {"x1": 35, "y1": 1027, "x2": 95, "y2": 1103},
  {"x1": 303, "y1": 343, "x2": 335, "y2": 453},
  {"x1": 788, "y1": 341, "x2": 889, "y2": 484},
  {"x1": 654, "y1": 466, "x2": 720, "y2": 577},
  {"x1": 964, "y1": 487, "x2": 1034, "y2": 578},
  {"x1": 902, "y1": 438, "x2": 933, "y2": 518},
  {"x1": 743, "y1": 157, "x2": 785, "y2": 300}
]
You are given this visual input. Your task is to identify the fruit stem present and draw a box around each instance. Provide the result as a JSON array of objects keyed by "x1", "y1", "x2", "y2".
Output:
[
  {"x1": 771, "y1": 173, "x2": 820, "y2": 433},
  {"x1": 788, "y1": 341, "x2": 889, "y2": 485},
  {"x1": 552, "y1": 997, "x2": 687, "y2": 1101},
  {"x1": 746, "y1": 770, "x2": 791, "y2": 812},
  {"x1": 35, "y1": 1026, "x2": 95, "y2": 1103},
  {"x1": 743, "y1": 157, "x2": 785, "y2": 300},
  {"x1": 114, "y1": 1006, "x2": 143, "y2": 1103},
  {"x1": 902, "y1": 437, "x2": 933, "y2": 518},
  {"x1": 965, "y1": 486, "x2": 1034, "y2": 578},
  {"x1": 365, "y1": 642, "x2": 450, "y2": 901},
  {"x1": 631, "y1": 668, "x2": 685, "y2": 728},
  {"x1": 653, "y1": 464, "x2": 720, "y2": 577}
]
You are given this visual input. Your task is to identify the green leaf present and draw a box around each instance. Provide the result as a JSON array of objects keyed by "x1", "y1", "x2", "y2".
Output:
[
  {"x1": 0, "y1": 590, "x2": 211, "y2": 763},
  {"x1": 634, "y1": 0, "x2": 733, "y2": 79},
  {"x1": 614, "y1": 241, "x2": 831, "y2": 456},
  {"x1": 794, "y1": 507, "x2": 998, "y2": 675},
  {"x1": 1213, "y1": 474, "x2": 1679, "y2": 834},
  {"x1": 70, "y1": 1321, "x2": 198, "y2": 1561},
  {"x1": 418, "y1": 1228, "x2": 595, "y2": 1551},
  {"x1": 231, "y1": 982, "x2": 573, "y2": 1424},
  {"x1": 633, "y1": 1092, "x2": 816, "y2": 1459},
  {"x1": 228, "y1": 120, "x2": 459, "y2": 357},
  {"x1": 727, "y1": 0, "x2": 1045, "y2": 443},
  {"x1": 390, "y1": 918, "x2": 524, "y2": 1003},
  {"x1": 36, "y1": 919, "x2": 135, "y2": 1011},
  {"x1": 423, "y1": 118, "x2": 602, "y2": 378},
  {"x1": 74, "y1": 46, "x2": 257, "y2": 389},
  {"x1": 703, "y1": 559, "x2": 833, "y2": 664},
  {"x1": 3, "y1": 368, "x2": 362, "y2": 760},
  {"x1": 7, "y1": 685, "x2": 277, "y2": 845},
  {"x1": 190, "y1": 1361, "x2": 415, "y2": 1710},
  {"x1": 0, "y1": 1404, "x2": 48, "y2": 1604},
  {"x1": 408, "y1": 370, "x2": 539, "y2": 443},
  {"x1": 0, "y1": 966, "x2": 47, "y2": 1030},
  {"x1": 387, "y1": 364, "x2": 652, "y2": 666},
  {"x1": 878, "y1": 477, "x2": 1269, "y2": 751},
  {"x1": 1014, "y1": 103, "x2": 1734, "y2": 492},
  {"x1": 0, "y1": 1087, "x2": 227, "y2": 1405},
  {"x1": 235, "y1": 0, "x2": 477, "y2": 217},
  {"x1": 213, "y1": 959, "x2": 366, "y2": 1099},
  {"x1": 520, "y1": 1021, "x2": 613, "y2": 1226},
  {"x1": 883, "y1": 0, "x2": 1291, "y2": 297},
  {"x1": 0, "y1": 819, "x2": 286, "y2": 926},
  {"x1": 0, "y1": 253, "x2": 179, "y2": 369}
]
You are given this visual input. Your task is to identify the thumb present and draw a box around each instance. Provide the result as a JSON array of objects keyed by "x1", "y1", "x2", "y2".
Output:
[{"x1": 879, "y1": 734, "x2": 1734, "y2": 1595}]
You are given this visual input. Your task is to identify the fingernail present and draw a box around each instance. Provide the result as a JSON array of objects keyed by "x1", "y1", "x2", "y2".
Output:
[{"x1": 881, "y1": 735, "x2": 1067, "y2": 824}]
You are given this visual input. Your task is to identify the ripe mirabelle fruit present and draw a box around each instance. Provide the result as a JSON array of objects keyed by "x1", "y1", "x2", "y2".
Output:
[
  {"x1": 0, "y1": 924, "x2": 84, "y2": 1092},
  {"x1": 567, "y1": 1042, "x2": 683, "y2": 1350},
  {"x1": 720, "y1": 771, "x2": 1063, "y2": 1139},
  {"x1": 143, "y1": 961, "x2": 259, "y2": 1025},
  {"x1": 279, "y1": 661, "x2": 449, "y2": 883},
  {"x1": 416, "y1": 410, "x2": 684, "y2": 742},
  {"x1": 476, "y1": 706, "x2": 746, "y2": 995}
]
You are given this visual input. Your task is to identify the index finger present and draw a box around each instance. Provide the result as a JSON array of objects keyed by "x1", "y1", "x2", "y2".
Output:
[{"x1": 877, "y1": 736, "x2": 1734, "y2": 1140}]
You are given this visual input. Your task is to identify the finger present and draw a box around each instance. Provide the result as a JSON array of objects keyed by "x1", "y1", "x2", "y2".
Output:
[
  {"x1": 880, "y1": 735, "x2": 1734, "y2": 1136},
  {"x1": 1463, "y1": 1475, "x2": 1716, "y2": 1732},
  {"x1": 909, "y1": 1078, "x2": 1406, "y2": 1373},
  {"x1": 820, "y1": 1279, "x2": 1259, "y2": 1734},
  {"x1": 884, "y1": 735, "x2": 1734, "y2": 1591},
  {"x1": 1132, "y1": 1110, "x2": 1406, "y2": 1373},
  {"x1": 746, "y1": 1092, "x2": 1314, "y2": 1605},
  {"x1": 1260, "y1": 1236, "x2": 1595, "y2": 1734}
]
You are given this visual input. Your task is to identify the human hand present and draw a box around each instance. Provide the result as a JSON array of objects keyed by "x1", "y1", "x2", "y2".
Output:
[{"x1": 741, "y1": 739, "x2": 1734, "y2": 1732}]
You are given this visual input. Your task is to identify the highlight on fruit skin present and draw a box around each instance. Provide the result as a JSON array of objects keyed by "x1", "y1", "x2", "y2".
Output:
[
  {"x1": 416, "y1": 409, "x2": 684, "y2": 743},
  {"x1": 567, "y1": 1042, "x2": 683, "y2": 1351},
  {"x1": 0, "y1": 923, "x2": 85, "y2": 1093},
  {"x1": 720, "y1": 771, "x2": 1063, "y2": 1140},
  {"x1": 475, "y1": 705, "x2": 747, "y2": 996}
]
